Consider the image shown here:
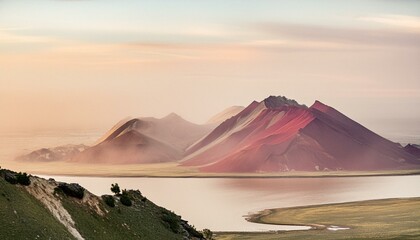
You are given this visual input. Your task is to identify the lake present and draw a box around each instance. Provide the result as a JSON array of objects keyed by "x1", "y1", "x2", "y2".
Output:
[
  {"x1": 38, "y1": 175, "x2": 420, "y2": 232},
  {"x1": 3, "y1": 128, "x2": 420, "y2": 232}
]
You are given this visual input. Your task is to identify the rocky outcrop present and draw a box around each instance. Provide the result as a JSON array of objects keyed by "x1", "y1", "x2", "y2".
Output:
[{"x1": 57, "y1": 183, "x2": 85, "y2": 199}]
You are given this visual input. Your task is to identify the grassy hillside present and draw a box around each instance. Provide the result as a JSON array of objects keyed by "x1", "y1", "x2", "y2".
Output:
[
  {"x1": 216, "y1": 198, "x2": 420, "y2": 240},
  {"x1": 0, "y1": 169, "x2": 203, "y2": 240},
  {"x1": 0, "y1": 173, "x2": 74, "y2": 239}
]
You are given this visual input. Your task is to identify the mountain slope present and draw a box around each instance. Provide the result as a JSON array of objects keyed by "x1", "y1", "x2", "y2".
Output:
[
  {"x1": 71, "y1": 130, "x2": 183, "y2": 164},
  {"x1": 70, "y1": 113, "x2": 213, "y2": 164},
  {"x1": 98, "y1": 113, "x2": 212, "y2": 151},
  {"x1": 0, "y1": 169, "x2": 203, "y2": 240},
  {"x1": 206, "y1": 106, "x2": 245, "y2": 125},
  {"x1": 301, "y1": 101, "x2": 418, "y2": 170},
  {"x1": 404, "y1": 144, "x2": 420, "y2": 157},
  {"x1": 182, "y1": 96, "x2": 420, "y2": 172}
]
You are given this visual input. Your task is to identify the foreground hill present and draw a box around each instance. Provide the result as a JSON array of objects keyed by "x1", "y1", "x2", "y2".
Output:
[
  {"x1": 0, "y1": 169, "x2": 203, "y2": 240},
  {"x1": 182, "y1": 96, "x2": 420, "y2": 172}
]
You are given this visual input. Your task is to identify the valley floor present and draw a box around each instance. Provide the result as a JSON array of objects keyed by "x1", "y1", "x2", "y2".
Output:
[
  {"x1": 3, "y1": 161, "x2": 420, "y2": 178},
  {"x1": 215, "y1": 198, "x2": 420, "y2": 240}
]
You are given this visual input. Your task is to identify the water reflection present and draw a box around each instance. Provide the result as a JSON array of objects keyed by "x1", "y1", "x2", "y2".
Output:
[{"x1": 39, "y1": 175, "x2": 420, "y2": 232}]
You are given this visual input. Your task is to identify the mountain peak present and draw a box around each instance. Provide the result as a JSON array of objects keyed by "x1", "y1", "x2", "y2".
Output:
[
  {"x1": 162, "y1": 112, "x2": 183, "y2": 121},
  {"x1": 310, "y1": 100, "x2": 331, "y2": 112},
  {"x1": 263, "y1": 95, "x2": 304, "y2": 109}
]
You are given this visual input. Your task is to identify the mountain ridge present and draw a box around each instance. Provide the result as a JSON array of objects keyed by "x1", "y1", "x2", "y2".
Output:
[
  {"x1": 15, "y1": 95, "x2": 420, "y2": 173},
  {"x1": 182, "y1": 96, "x2": 420, "y2": 172}
]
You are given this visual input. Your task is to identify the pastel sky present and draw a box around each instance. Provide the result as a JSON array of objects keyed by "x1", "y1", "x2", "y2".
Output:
[{"x1": 0, "y1": 0, "x2": 419, "y2": 133}]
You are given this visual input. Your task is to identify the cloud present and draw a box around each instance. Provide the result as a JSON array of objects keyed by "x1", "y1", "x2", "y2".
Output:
[
  {"x1": 0, "y1": 29, "x2": 53, "y2": 44},
  {"x1": 359, "y1": 15, "x2": 420, "y2": 30},
  {"x1": 251, "y1": 22, "x2": 420, "y2": 49}
]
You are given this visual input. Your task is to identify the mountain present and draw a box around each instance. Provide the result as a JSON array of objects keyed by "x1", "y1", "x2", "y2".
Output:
[
  {"x1": 14, "y1": 96, "x2": 420, "y2": 172},
  {"x1": 70, "y1": 113, "x2": 213, "y2": 164},
  {"x1": 181, "y1": 96, "x2": 420, "y2": 172},
  {"x1": 206, "y1": 106, "x2": 245, "y2": 125},
  {"x1": 404, "y1": 144, "x2": 420, "y2": 158},
  {"x1": 0, "y1": 168, "x2": 203, "y2": 239},
  {"x1": 16, "y1": 144, "x2": 89, "y2": 162}
]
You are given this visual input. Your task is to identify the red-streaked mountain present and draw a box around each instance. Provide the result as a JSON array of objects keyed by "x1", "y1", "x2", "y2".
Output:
[
  {"x1": 181, "y1": 96, "x2": 420, "y2": 172},
  {"x1": 206, "y1": 106, "x2": 245, "y2": 125},
  {"x1": 70, "y1": 113, "x2": 213, "y2": 164}
]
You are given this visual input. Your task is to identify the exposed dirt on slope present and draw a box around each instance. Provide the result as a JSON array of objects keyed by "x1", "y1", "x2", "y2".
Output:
[{"x1": 25, "y1": 177, "x2": 85, "y2": 240}]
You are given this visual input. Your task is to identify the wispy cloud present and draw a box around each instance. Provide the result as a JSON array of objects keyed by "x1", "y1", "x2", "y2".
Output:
[
  {"x1": 250, "y1": 22, "x2": 420, "y2": 49},
  {"x1": 359, "y1": 14, "x2": 420, "y2": 30},
  {"x1": 351, "y1": 88, "x2": 420, "y2": 98},
  {"x1": 0, "y1": 29, "x2": 53, "y2": 44}
]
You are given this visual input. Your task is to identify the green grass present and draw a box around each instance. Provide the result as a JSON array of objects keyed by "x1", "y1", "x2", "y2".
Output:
[
  {"x1": 0, "y1": 177, "x2": 75, "y2": 240},
  {"x1": 60, "y1": 191, "x2": 188, "y2": 239},
  {"x1": 0, "y1": 169, "x2": 201, "y2": 239},
  {"x1": 215, "y1": 198, "x2": 420, "y2": 240}
]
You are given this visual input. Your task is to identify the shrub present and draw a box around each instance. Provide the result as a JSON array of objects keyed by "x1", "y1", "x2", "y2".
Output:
[
  {"x1": 4, "y1": 171, "x2": 17, "y2": 184},
  {"x1": 120, "y1": 190, "x2": 132, "y2": 206},
  {"x1": 110, "y1": 183, "x2": 120, "y2": 195},
  {"x1": 161, "y1": 211, "x2": 180, "y2": 233},
  {"x1": 16, "y1": 172, "x2": 31, "y2": 186},
  {"x1": 2, "y1": 170, "x2": 30, "y2": 186},
  {"x1": 120, "y1": 194, "x2": 132, "y2": 206},
  {"x1": 203, "y1": 229, "x2": 214, "y2": 240},
  {"x1": 102, "y1": 195, "x2": 115, "y2": 207}
]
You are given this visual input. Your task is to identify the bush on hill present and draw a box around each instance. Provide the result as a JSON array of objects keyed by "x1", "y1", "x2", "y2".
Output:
[
  {"x1": 16, "y1": 172, "x2": 31, "y2": 186},
  {"x1": 1, "y1": 170, "x2": 31, "y2": 186},
  {"x1": 161, "y1": 210, "x2": 181, "y2": 233},
  {"x1": 102, "y1": 195, "x2": 115, "y2": 207},
  {"x1": 110, "y1": 183, "x2": 120, "y2": 195},
  {"x1": 120, "y1": 189, "x2": 132, "y2": 206}
]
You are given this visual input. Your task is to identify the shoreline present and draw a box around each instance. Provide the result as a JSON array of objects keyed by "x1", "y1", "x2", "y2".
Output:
[
  {"x1": 214, "y1": 197, "x2": 420, "y2": 239},
  {"x1": 32, "y1": 170, "x2": 420, "y2": 178},
  {"x1": 4, "y1": 160, "x2": 420, "y2": 178}
]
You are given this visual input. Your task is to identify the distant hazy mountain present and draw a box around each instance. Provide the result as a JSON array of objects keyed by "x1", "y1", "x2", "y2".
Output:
[
  {"x1": 16, "y1": 144, "x2": 88, "y2": 162},
  {"x1": 70, "y1": 113, "x2": 213, "y2": 164},
  {"x1": 182, "y1": 96, "x2": 420, "y2": 172}
]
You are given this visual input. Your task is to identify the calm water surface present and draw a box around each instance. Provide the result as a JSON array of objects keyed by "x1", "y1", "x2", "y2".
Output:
[
  {"x1": 38, "y1": 175, "x2": 420, "y2": 232},
  {"x1": 3, "y1": 128, "x2": 420, "y2": 231}
]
